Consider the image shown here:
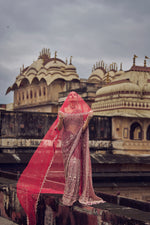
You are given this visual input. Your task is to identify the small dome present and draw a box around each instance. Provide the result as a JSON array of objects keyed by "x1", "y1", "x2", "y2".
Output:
[
  {"x1": 66, "y1": 64, "x2": 76, "y2": 70},
  {"x1": 103, "y1": 71, "x2": 114, "y2": 82},
  {"x1": 108, "y1": 71, "x2": 115, "y2": 77},
  {"x1": 96, "y1": 79, "x2": 141, "y2": 96},
  {"x1": 45, "y1": 58, "x2": 66, "y2": 69},
  {"x1": 88, "y1": 68, "x2": 105, "y2": 81},
  {"x1": 24, "y1": 59, "x2": 43, "y2": 75}
]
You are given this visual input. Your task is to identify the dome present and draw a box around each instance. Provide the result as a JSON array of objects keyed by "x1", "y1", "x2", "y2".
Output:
[
  {"x1": 88, "y1": 68, "x2": 105, "y2": 81},
  {"x1": 45, "y1": 58, "x2": 66, "y2": 69},
  {"x1": 24, "y1": 59, "x2": 43, "y2": 76},
  {"x1": 96, "y1": 79, "x2": 141, "y2": 96},
  {"x1": 66, "y1": 64, "x2": 76, "y2": 70},
  {"x1": 107, "y1": 70, "x2": 115, "y2": 77},
  {"x1": 103, "y1": 72, "x2": 114, "y2": 82},
  {"x1": 6, "y1": 49, "x2": 79, "y2": 94}
]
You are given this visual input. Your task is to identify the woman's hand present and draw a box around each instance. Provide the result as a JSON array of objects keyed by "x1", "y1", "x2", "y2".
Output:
[
  {"x1": 88, "y1": 110, "x2": 93, "y2": 119},
  {"x1": 82, "y1": 111, "x2": 93, "y2": 132},
  {"x1": 57, "y1": 112, "x2": 64, "y2": 131}
]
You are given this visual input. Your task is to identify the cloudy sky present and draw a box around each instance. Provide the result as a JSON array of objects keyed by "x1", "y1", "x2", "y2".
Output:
[{"x1": 1, "y1": 0, "x2": 150, "y2": 103}]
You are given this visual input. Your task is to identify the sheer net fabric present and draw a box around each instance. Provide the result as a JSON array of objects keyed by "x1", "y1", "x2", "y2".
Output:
[{"x1": 17, "y1": 91, "x2": 104, "y2": 225}]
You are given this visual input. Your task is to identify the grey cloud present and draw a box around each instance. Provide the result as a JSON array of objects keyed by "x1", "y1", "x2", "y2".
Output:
[
  {"x1": 0, "y1": 64, "x2": 14, "y2": 103},
  {"x1": 0, "y1": 0, "x2": 150, "y2": 103}
]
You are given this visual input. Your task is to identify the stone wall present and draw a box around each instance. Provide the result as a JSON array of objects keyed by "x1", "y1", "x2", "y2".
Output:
[
  {"x1": 0, "y1": 110, "x2": 112, "y2": 149},
  {"x1": 1, "y1": 181, "x2": 150, "y2": 225}
]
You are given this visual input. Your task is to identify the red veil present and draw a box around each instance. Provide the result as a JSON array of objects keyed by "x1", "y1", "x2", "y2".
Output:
[{"x1": 17, "y1": 92, "x2": 92, "y2": 225}]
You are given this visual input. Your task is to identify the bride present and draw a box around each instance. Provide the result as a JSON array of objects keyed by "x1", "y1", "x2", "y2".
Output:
[{"x1": 17, "y1": 91, "x2": 104, "y2": 225}]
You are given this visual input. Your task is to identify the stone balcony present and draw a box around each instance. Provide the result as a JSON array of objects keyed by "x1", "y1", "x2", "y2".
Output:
[{"x1": 113, "y1": 140, "x2": 150, "y2": 154}]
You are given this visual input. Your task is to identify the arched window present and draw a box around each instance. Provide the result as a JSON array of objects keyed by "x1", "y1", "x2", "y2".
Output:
[
  {"x1": 34, "y1": 91, "x2": 37, "y2": 98},
  {"x1": 130, "y1": 122, "x2": 142, "y2": 140},
  {"x1": 146, "y1": 125, "x2": 150, "y2": 140}
]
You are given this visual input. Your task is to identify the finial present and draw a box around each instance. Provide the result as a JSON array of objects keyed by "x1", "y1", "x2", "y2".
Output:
[
  {"x1": 133, "y1": 54, "x2": 138, "y2": 66},
  {"x1": 55, "y1": 51, "x2": 57, "y2": 58},
  {"x1": 48, "y1": 49, "x2": 51, "y2": 58},
  {"x1": 39, "y1": 48, "x2": 51, "y2": 59},
  {"x1": 144, "y1": 56, "x2": 150, "y2": 67},
  {"x1": 113, "y1": 62, "x2": 117, "y2": 70},
  {"x1": 70, "y1": 56, "x2": 72, "y2": 65},
  {"x1": 101, "y1": 60, "x2": 104, "y2": 68},
  {"x1": 120, "y1": 62, "x2": 123, "y2": 71},
  {"x1": 54, "y1": 51, "x2": 57, "y2": 63},
  {"x1": 110, "y1": 64, "x2": 113, "y2": 70},
  {"x1": 66, "y1": 58, "x2": 68, "y2": 65},
  {"x1": 107, "y1": 71, "x2": 110, "y2": 83}
]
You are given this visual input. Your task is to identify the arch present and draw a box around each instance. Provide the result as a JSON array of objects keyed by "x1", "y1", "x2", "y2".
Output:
[
  {"x1": 49, "y1": 78, "x2": 66, "y2": 102},
  {"x1": 146, "y1": 125, "x2": 150, "y2": 140},
  {"x1": 88, "y1": 74, "x2": 103, "y2": 81},
  {"x1": 130, "y1": 122, "x2": 142, "y2": 140},
  {"x1": 40, "y1": 78, "x2": 47, "y2": 84},
  {"x1": 51, "y1": 78, "x2": 66, "y2": 86},
  {"x1": 31, "y1": 77, "x2": 39, "y2": 85},
  {"x1": 19, "y1": 78, "x2": 30, "y2": 88},
  {"x1": 26, "y1": 67, "x2": 38, "y2": 74},
  {"x1": 68, "y1": 79, "x2": 80, "y2": 90}
]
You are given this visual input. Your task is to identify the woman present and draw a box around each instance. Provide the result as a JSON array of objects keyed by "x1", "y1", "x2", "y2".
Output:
[{"x1": 17, "y1": 91, "x2": 104, "y2": 225}]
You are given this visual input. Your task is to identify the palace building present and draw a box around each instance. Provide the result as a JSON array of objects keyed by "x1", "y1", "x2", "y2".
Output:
[
  {"x1": 6, "y1": 49, "x2": 150, "y2": 156},
  {"x1": 6, "y1": 48, "x2": 119, "y2": 112},
  {"x1": 92, "y1": 55, "x2": 150, "y2": 155},
  {"x1": 6, "y1": 49, "x2": 80, "y2": 112}
]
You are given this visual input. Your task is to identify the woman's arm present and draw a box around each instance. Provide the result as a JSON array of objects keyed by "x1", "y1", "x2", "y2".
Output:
[{"x1": 82, "y1": 110, "x2": 93, "y2": 132}]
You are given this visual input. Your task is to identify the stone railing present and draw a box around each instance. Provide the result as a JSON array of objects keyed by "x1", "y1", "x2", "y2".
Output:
[{"x1": 113, "y1": 140, "x2": 150, "y2": 151}]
